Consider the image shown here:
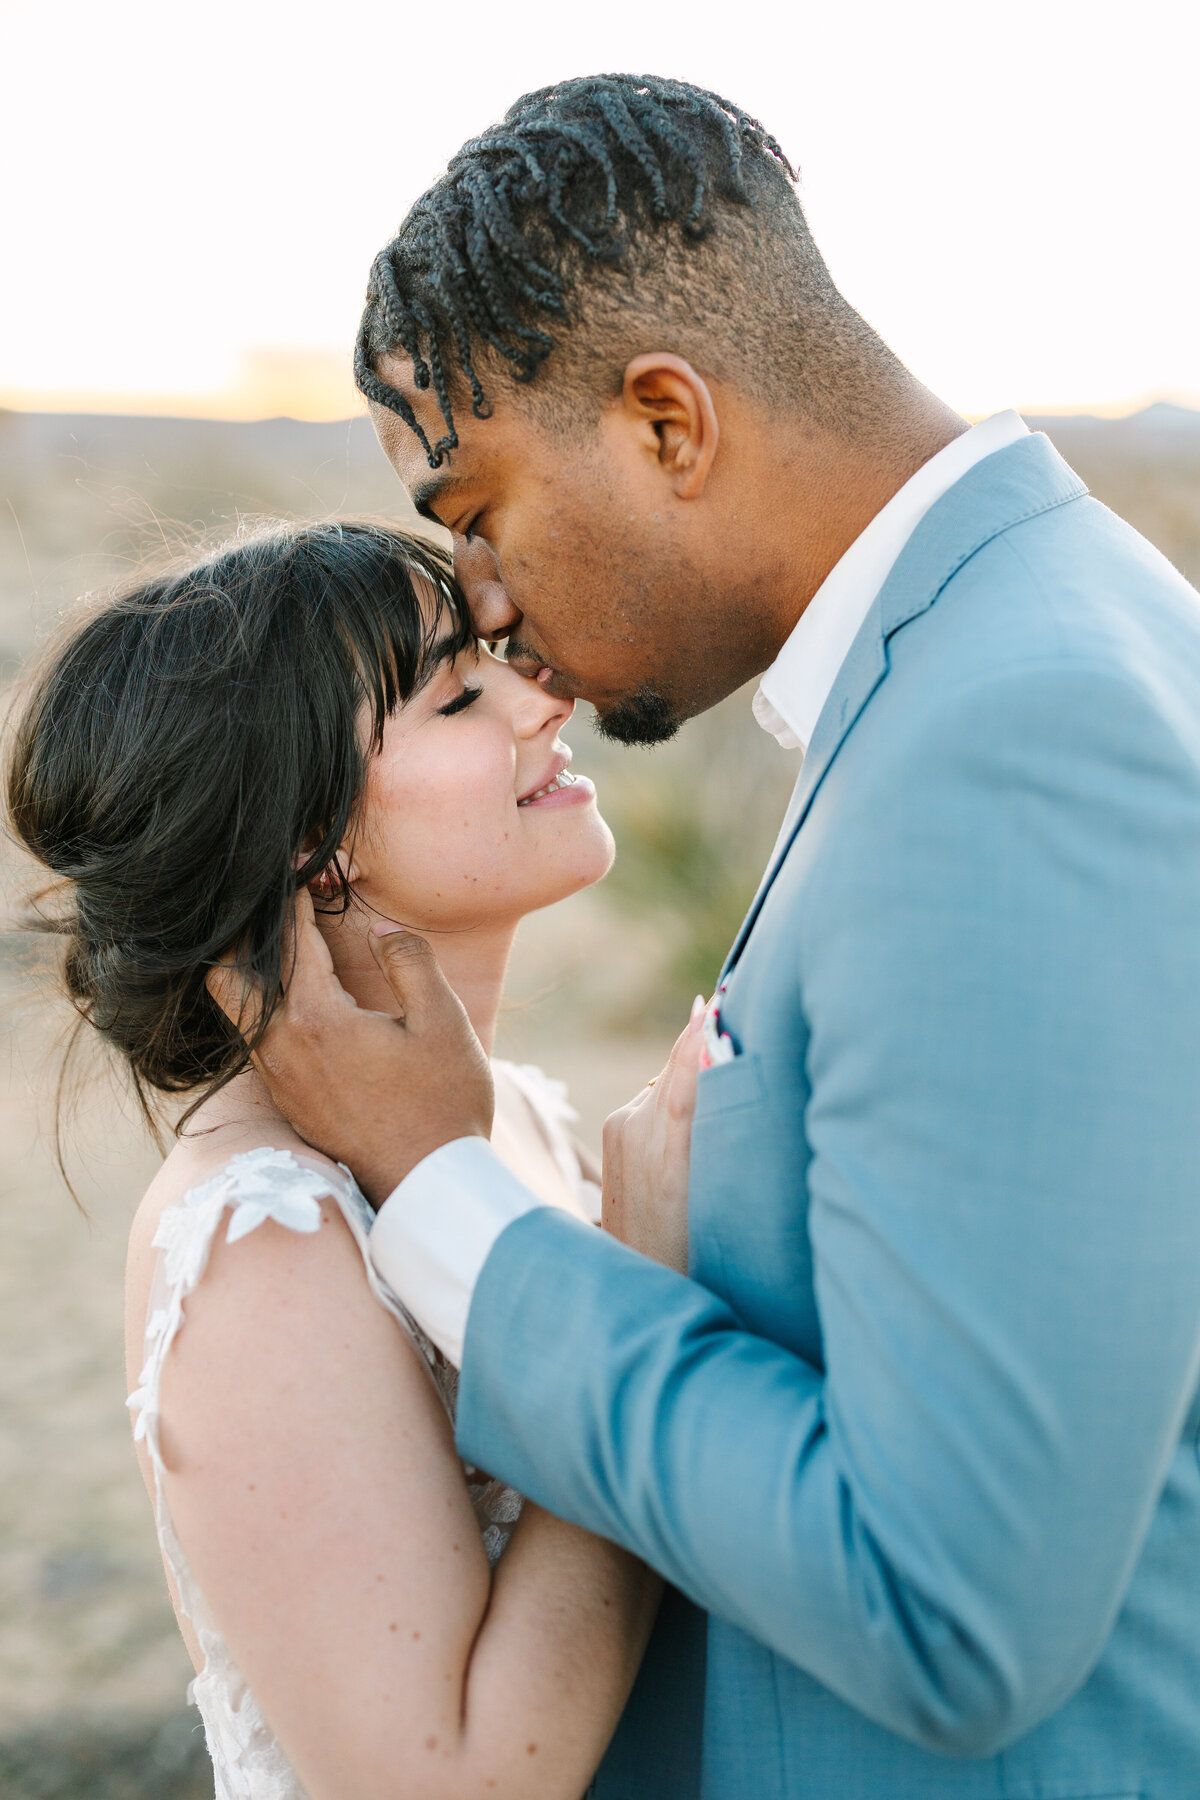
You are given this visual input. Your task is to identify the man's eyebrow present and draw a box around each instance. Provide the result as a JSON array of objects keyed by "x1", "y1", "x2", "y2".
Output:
[{"x1": 410, "y1": 471, "x2": 469, "y2": 525}]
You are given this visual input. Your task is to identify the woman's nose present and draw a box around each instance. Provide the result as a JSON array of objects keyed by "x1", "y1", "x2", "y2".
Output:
[
  {"x1": 502, "y1": 658, "x2": 573, "y2": 736},
  {"x1": 453, "y1": 536, "x2": 520, "y2": 642}
]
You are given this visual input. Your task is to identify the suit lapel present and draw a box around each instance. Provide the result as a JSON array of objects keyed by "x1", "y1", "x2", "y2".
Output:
[
  {"x1": 722, "y1": 613, "x2": 887, "y2": 977},
  {"x1": 720, "y1": 433, "x2": 1088, "y2": 981}
]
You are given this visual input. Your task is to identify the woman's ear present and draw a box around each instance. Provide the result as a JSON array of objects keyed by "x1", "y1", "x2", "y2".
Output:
[
  {"x1": 616, "y1": 353, "x2": 720, "y2": 500},
  {"x1": 337, "y1": 829, "x2": 366, "y2": 892},
  {"x1": 301, "y1": 841, "x2": 360, "y2": 899}
]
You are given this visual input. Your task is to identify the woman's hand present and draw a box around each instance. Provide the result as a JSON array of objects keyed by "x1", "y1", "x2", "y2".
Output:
[{"x1": 601, "y1": 997, "x2": 706, "y2": 1274}]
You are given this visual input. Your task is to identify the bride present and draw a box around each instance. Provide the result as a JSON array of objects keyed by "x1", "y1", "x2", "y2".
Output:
[{"x1": 5, "y1": 519, "x2": 685, "y2": 1800}]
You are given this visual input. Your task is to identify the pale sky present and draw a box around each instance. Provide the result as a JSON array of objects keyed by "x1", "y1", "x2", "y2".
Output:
[{"x1": 2, "y1": 0, "x2": 1198, "y2": 420}]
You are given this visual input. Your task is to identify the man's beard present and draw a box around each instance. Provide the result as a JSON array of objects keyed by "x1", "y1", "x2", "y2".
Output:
[
  {"x1": 593, "y1": 685, "x2": 682, "y2": 746},
  {"x1": 503, "y1": 638, "x2": 682, "y2": 746}
]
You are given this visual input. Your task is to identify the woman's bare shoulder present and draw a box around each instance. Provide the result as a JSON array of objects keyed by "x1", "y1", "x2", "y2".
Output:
[
  {"x1": 124, "y1": 1078, "x2": 352, "y2": 1378},
  {"x1": 130, "y1": 1064, "x2": 345, "y2": 1242}
]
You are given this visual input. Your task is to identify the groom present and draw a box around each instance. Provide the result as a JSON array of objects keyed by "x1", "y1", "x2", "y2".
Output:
[{"x1": 243, "y1": 77, "x2": 1200, "y2": 1795}]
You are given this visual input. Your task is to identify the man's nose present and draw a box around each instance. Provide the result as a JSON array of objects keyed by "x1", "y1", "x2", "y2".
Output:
[{"x1": 453, "y1": 536, "x2": 521, "y2": 642}]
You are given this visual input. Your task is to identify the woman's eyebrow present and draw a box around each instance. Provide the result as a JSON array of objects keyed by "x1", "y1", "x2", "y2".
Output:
[
  {"x1": 427, "y1": 631, "x2": 463, "y2": 669},
  {"x1": 411, "y1": 630, "x2": 468, "y2": 695}
]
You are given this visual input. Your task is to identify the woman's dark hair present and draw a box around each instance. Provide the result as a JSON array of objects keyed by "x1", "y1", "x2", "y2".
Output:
[{"x1": 5, "y1": 519, "x2": 472, "y2": 1135}]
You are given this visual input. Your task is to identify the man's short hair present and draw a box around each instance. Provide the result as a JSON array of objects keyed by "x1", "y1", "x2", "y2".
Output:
[{"x1": 357, "y1": 73, "x2": 898, "y2": 466}]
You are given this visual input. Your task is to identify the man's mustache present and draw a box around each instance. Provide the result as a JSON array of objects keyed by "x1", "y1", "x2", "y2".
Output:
[
  {"x1": 501, "y1": 635, "x2": 549, "y2": 676},
  {"x1": 501, "y1": 636, "x2": 581, "y2": 701}
]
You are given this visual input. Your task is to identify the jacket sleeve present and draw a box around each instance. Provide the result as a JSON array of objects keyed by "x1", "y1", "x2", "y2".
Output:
[{"x1": 456, "y1": 657, "x2": 1200, "y2": 1757}]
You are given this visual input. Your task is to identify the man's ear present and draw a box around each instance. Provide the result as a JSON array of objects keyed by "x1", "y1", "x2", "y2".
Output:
[{"x1": 617, "y1": 353, "x2": 720, "y2": 499}]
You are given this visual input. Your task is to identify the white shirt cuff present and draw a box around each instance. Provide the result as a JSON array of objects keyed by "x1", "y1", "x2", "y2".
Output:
[{"x1": 368, "y1": 1137, "x2": 544, "y2": 1367}]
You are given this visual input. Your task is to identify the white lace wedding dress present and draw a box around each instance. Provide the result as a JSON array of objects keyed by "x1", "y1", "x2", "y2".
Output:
[{"x1": 127, "y1": 1062, "x2": 597, "y2": 1800}]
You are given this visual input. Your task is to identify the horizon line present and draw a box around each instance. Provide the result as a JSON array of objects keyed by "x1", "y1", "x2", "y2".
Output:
[{"x1": 2, "y1": 387, "x2": 1199, "y2": 428}]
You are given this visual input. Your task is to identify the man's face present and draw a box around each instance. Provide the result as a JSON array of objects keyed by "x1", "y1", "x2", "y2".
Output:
[{"x1": 370, "y1": 355, "x2": 770, "y2": 743}]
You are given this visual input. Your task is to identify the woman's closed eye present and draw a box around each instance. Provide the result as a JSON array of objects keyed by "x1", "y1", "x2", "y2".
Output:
[{"x1": 436, "y1": 682, "x2": 483, "y2": 718}]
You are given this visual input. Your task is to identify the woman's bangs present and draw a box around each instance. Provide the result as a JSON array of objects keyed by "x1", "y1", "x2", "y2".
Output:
[{"x1": 324, "y1": 526, "x2": 474, "y2": 749}]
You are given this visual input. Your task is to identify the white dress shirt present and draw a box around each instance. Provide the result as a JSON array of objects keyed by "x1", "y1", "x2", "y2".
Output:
[{"x1": 369, "y1": 411, "x2": 1031, "y2": 1365}]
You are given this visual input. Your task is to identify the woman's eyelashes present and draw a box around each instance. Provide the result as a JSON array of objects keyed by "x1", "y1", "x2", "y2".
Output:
[{"x1": 436, "y1": 682, "x2": 484, "y2": 718}]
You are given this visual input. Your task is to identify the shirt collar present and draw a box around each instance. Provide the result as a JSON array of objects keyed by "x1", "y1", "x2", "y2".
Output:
[{"x1": 753, "y1": 410, "x2": 1030, "y2": 753}]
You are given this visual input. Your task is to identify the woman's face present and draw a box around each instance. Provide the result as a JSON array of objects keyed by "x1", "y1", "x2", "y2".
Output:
[{"x1": 344, "y1": 642, "x2": 615, "y2": 934}]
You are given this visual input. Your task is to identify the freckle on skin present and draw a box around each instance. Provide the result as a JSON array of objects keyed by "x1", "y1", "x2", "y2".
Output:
[
  {"x1": 527, "y1": 1742, "x2": 538, "y2": 1755},
  {"x1": 425, "y1": 1736, "x2": 438, "y2": 1751},
  {"x1": 388, "y1": 1622, "x2": 397, "y2": 1632},
  {"x1": 412, "y1": 1630, "x2": 421, "y2": 1640}
]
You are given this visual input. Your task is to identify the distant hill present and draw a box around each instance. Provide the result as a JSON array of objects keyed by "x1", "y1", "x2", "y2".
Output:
[
  {"x1": 1028, "y1": 401, "x2": 1200, "y2": 441},
  {"x1": 1024, "y1": 404, "x2": 1200, "y2": 588},
  {"x1": 2, "y1": 403, "x2": 1198, "y2": 667}
]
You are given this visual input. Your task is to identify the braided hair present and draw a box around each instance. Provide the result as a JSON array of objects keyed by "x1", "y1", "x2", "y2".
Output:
[{"x1": 355, "y1": 74, "x2": 800, "y2": 466}]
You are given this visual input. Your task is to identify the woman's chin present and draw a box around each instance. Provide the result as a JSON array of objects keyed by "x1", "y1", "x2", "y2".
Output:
[
  {"x1": 362, "y1": 814, "x2": 616, "y2": 937},
  {"x1": 566, "y1": 814, "x2": 617, "y2": 890},
  {"x1": 509, "y1": 817, "x2": 616, "y2": 917}
]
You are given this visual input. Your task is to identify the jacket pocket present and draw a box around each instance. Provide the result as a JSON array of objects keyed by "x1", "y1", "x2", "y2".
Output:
[{"x1": 694, "y1": 1051, "x2": 767, "y2": 1117}]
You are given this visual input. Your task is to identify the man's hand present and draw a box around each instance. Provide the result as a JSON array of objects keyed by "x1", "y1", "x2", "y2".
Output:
[
  {"x1": 601, "y1": 998, "x2": 705, "y2": 1273},
  {"x1": 207, "y1": 894, "x2": 494, "y2": 1207}
]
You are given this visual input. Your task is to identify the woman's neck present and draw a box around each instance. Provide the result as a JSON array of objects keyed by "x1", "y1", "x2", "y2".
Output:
[
  {"x1": 324, "y1": 908, "x2": 517, "y2": 1057},
  {"x1": 183, "y1": 907, "x2": 518, "y2": 1144},
  {"x1": 183, "y1": 909, "x2": 516, "y2": 1147}
]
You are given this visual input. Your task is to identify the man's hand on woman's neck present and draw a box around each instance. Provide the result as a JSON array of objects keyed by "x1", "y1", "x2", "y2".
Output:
[{"x1": 318, "y1": 907, "x2": 517, "y2": 1058}]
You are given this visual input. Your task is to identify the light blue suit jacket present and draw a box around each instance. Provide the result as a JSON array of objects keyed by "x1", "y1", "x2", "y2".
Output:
[{"x1": 457, "y1": 434, "x2": 1200, "y2": 1797}]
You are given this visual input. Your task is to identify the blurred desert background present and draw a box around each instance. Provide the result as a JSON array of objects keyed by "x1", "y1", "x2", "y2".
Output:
[{"x1": 0, "y1": 399, "x2": 1198, "y2": 1795}]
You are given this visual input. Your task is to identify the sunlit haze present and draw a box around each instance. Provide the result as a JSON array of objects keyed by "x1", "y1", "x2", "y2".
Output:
[{"x1": 3, "y1": 0, "x2": 1198, "y2": 422}]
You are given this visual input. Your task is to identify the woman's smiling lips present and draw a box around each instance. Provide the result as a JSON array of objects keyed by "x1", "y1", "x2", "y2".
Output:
[
  {"x1": 517, "y1": 754, "x2": 596, "y2": 811},
  {"x1": 518, "y1": 770, "x2": 596, "y2": 811}
]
